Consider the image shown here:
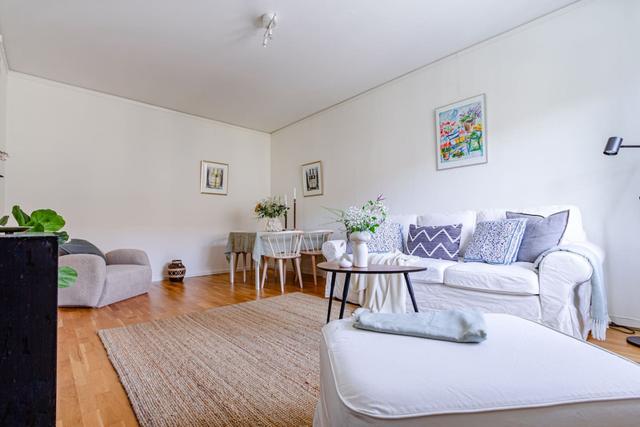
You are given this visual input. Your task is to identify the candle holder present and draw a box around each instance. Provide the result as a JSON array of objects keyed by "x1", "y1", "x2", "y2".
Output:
[{"x1": 293, "y1": 198, "x2": 297, "y2": 229}]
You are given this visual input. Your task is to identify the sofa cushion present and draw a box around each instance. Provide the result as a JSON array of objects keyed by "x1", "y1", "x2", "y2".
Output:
[
  {"x1": 476, "y1": 205, "x2": 586, "y2": 243},
  {"x1": 99, "y1": 264, "x2": 152, "y2": 307},
  {"x1": 406, "y1": 224, "x2": 461, "y2": 261},
  {"x1": 464, "y1": 219, "x2": 527, "y2": 264},
  {"x1": 59, "y1": 238, "x2": 106, "y2": 261},
  {"x1": 368, "y1": 222, "x2": 404, "y2": 253},
  {"x1": 409, "y1": 257, "x2": 458, "y2": 283},
  {"x1": 388, "y1": 214, "x2": 418, "y2": 245},
  {"x1": 417, "y1": 210, "x2": 476, "y2": 254},
  {"x1": 506, "y1": 210, "x2": 569, "y2": 262},
  {"x1": 347, "y1": 222, "x2": 403, "y2": 254},
  {"x1": 444, "y1": 261, "x2": 539, "y2": 295}
]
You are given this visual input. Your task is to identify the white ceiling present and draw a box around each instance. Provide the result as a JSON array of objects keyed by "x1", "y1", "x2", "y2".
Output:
[{"x1": 0, "y1": 0, "x2": 576, "y2": 132}]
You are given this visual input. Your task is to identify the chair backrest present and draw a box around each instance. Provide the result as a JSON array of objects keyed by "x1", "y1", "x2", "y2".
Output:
[
  {"x1": 260, "y1": 231, "x2": 304, "y2": 258},
  {"x1": 301, "y1": 229, "x2": 334, "y2": 252}
]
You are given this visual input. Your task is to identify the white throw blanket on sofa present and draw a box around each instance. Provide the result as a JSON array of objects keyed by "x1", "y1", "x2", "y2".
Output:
[{"x1": 351, "y1": 251, "x2": 420, "y2": 313}]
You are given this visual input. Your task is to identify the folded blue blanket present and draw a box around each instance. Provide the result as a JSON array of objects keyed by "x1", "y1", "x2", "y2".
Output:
[{"x1": 352, "y1": 309, "x2": 487, "y2": 343}]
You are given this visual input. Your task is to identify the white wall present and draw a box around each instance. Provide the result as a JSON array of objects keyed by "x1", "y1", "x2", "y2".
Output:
[
  {"x1": 272, "y1": 0, "x2": 640, "y2": 324},
  {"x1": 0, "y1": 45, "x2": 7, "y2": 213},
  {"x1": 6, "y1": 73, "x2": 270, "y2": 280}
]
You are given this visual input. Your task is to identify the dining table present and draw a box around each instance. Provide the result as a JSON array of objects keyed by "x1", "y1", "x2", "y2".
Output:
[
  {"x1": 225, "y1": 230, "x2": 302, "y2": 289},
  {"x1": 225, "y1": 231, "x2": 258, "y2": 288}
]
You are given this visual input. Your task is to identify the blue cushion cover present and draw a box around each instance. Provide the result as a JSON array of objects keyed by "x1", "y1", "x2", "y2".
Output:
[
  {"x1": 506, "y1": 210, "x2": 569, "y2": 262},
  {"x1": 464, "y1": 219, "x2": 527, "y2": 265},
  {"x1": 406, "y1": 224, "x2": 462, "y2": 261},
  {"x1": 347, "y1": 222, "x2": 404, "y2": 254}
]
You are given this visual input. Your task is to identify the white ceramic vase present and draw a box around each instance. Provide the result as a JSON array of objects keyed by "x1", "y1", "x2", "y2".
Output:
[
  {"x1": 350, "y1": 231, "x2": 371, "y2": 268},
  {"x1": 265, "y1": 218, "x2": 283, "y2": 232}
]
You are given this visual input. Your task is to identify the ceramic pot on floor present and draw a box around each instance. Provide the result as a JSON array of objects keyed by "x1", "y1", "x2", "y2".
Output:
[
  {"x1": 168, "y1": 259, "x2": 186, "y2": 282},
  {"x1": 350, "y1": 231, "x2": 371, "y2": 268}
]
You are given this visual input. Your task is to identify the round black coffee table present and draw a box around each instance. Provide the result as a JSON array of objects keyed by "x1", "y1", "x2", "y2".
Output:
[{"x1": 317, "y1": 262, "x2": 427, "y2": 323}]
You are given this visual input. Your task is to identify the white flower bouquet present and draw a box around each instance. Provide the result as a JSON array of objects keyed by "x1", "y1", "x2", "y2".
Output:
[{"x1": 328, "y1": 195, "x2": 388, "y2": 234}]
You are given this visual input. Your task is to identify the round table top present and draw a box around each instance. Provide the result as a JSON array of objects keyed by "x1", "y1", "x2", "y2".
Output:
[{"x1": 316, "y1": 261, "x2": 426, "y2": 274}]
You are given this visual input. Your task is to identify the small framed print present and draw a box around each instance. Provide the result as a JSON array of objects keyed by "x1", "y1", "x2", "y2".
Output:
[
  {"x1": 301, "y1": 161, "x2": 323, "y2": 197},
  {"x1": 200, "y1": 161, "x2": 228, "y2": 195},
  {"x1": 435, "y1": 94, "x2": 487, "y2": 170}
]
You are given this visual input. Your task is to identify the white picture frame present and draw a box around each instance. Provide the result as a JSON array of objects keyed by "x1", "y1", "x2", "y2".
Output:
[
  {"x1": 301, "y1": 161, "x2": 323, "y2": 197},
  {"x1": 200, "y1": 160, "x2": 229, "y2": 195},
  {"x1": 435, "y1": 94, "x2": 487, "y2": 170}
]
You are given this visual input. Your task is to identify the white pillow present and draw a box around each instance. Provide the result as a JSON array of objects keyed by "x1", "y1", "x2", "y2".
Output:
[{"x1": 417, "y1": 210, "x2": 477, "y2": 255}]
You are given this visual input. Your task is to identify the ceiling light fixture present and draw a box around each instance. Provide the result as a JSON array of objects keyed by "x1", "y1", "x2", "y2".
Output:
[{"x1": 261, "y1": 13, "x2": 278, "y2": 47}]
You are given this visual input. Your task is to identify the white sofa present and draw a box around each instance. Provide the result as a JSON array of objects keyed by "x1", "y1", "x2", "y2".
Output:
[{"x1": 322, "y1": 205, "x2": 603, "y2": 340}]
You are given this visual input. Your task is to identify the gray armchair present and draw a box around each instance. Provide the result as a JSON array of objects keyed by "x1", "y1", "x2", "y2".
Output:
[{"x1": 58, "y1": 249, "x2": 152, "y2": 307}]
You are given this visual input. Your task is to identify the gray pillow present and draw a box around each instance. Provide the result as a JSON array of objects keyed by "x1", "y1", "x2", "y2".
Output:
[
  {"x1": 505, "y1": 210, "x2": 569, "y2": 262},
  {"x1": 59, "y1": 238, "x2": 107, "y2": 261}
]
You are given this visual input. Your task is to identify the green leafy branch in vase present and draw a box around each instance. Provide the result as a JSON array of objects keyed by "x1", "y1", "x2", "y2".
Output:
[{"x1": 1, "y1": 205, "x2": 77, "y2": 288}]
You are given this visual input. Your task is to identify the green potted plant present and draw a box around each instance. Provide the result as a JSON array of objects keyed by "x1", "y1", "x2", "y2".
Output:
[{"x1": 1, "y1": 206, "x2": 77, "y2": 288}]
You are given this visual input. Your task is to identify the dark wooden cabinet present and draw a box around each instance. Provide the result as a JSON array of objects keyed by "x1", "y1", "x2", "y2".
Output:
[{"x1": 0, "y1": 235, "x2": 58, "y2": 426}]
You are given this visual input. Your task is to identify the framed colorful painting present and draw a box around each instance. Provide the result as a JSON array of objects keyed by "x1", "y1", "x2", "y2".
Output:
[
  {"x1": 200, "y1": 160, "x2": 228, "y2": 195},
  {"x1": 435, "y1": 94, "x2": 487, "y2": 170}
]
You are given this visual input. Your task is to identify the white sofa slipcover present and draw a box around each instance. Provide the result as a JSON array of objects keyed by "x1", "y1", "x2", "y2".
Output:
[{"x1": 322, "y1": 205, "x2": 600, "y2": 339}]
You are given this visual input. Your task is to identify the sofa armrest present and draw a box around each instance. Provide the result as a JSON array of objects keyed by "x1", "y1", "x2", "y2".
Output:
[
  {"x1": 563, "y1": 240, "x2": 605, "y2": 262},
  {"x1": 322, "y1": 240, "x2": 347, "y2": 262},
  {"x1": 106, "y1": 249, "x2": 150, "y2": 266},
  {"x1": 58, "y1": 254, "x2": 107, "y2": 307},
  {"x1": 538, "y1": 250, "x2": 594, "y2": 339}
]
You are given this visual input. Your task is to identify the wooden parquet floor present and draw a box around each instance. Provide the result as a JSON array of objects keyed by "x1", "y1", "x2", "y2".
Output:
[{"x1": 56, "y1": 271, "x2": 640, "y2": 426}]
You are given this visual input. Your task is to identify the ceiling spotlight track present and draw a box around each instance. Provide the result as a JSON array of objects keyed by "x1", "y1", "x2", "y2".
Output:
[{"x1": 261, "y1": 13, "x2": 278, "y2": 47}]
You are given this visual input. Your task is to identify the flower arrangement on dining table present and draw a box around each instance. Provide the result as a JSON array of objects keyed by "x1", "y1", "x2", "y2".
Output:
[
  {"x1": 255, "y1": 196, "x2": 289, "y2": 232},
  {"x1": 254, "y1": 197, "x2": 289, "y2": 219},
  {"x1": 327, "y1": 195, "x2": 388, "y2": 267}
]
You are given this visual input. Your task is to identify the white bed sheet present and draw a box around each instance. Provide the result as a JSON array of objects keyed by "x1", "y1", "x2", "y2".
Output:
[{"x1": 314, "y1": 314, "x2": 640, "y2": 427}]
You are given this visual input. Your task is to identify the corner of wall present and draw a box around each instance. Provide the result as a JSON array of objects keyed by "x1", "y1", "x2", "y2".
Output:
[{"x1": 0, "y1": 36, "x2": 8, "y2": 214}]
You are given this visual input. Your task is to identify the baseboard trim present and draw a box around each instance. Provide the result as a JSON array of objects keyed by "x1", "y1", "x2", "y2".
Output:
[
  {"x1": 154, "y1": 268, "x2": 230, "y2": 282},
  {"x1": 610, "y1": 315, "x2": 640, "y2": 329}
]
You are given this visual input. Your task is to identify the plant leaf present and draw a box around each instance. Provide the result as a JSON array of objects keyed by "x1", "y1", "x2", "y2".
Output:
[
  {"x1": 58, "y1": 266, "x2": 77, "y2": 288},
  {"x1": 12, "y1": 205, "x2": 30, "y2": 226},
  {"x1": 30, "y1": 223, "x2": 45, "y2": 232},
  {"x1": 29, "y1": 209, "x2": 66, "y2": 232},
  {"x1": 0, "y1": 215, "x2": 8, "y2": 226},
  {"x1": 54, "y1": 231, "x2": 69, "y2": 244}
]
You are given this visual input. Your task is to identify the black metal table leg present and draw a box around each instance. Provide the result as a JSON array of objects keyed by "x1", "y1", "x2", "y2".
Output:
[
  {"x1": 404, "y1": 272, "x2": 419, "y2": 313},
  {"x1": 326, "y1": 272, "x2": 337, "y2": 323},
  {"x1": 339, "y1": 273, "x2": 352, "y2": 319}
]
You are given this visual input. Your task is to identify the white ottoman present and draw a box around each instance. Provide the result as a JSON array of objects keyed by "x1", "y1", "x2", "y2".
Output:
[{"x1": 315, "y1": 314, "x2": 640, "y2": 427}]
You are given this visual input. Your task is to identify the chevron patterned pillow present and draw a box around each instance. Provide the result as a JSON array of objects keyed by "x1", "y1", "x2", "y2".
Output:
[{"x1": 406, "y1": 224, "x2": 462, "y2": 261}]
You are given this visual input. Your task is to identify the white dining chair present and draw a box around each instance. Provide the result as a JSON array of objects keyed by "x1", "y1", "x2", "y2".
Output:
[
  {"x1": 260, "y1": 231, "x2": 304, "y2": 292},
  {"x1": 301, "y1": 230, "x2": 334, "y2": 286}
]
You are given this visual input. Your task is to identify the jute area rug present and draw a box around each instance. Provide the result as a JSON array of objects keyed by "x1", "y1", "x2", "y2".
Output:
[{"x1": 99, "y1": 293, "x2": 351, "y2": 427}]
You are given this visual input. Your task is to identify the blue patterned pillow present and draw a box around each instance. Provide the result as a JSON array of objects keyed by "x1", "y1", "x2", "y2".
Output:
[
  {"x1": 464, "y1": 219, "x2": 527, "y2": 264},
  {"x1": 347, "y1": 222, "x2": 403, "y2": 253},
  {"x1": 406, "y1": 224, "x2": 462, "y2": 261}
]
